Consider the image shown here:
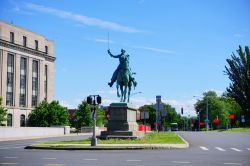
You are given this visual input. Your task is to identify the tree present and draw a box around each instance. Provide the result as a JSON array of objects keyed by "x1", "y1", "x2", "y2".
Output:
[
  {"x1": 28, "y1": 100, "x2": 69, "y2": 127},
  {"x1": 73, "y1": 101, "x2": 104, "y2": 129},
  {"x1": 138, "y1": 105, "x2": 156, "y2": 129},
  {"x1": 194, "y1": 91, "x2": 243, "y2": 129},
  {"x1": 162, "y1": 103, "x2": 180, "y2": 129},
  {"x1": 138, "y1": 103, "x2": 181, "y2": 130},
  {"x1": 0, "y1": 97, "x2": 7, "y2": 125},
  {"x1": 225, "y1": 45, "x2": 250, "y2": 125},
  {"x1": 195, "y1": 91, "x2": 229, "y2": 129}
]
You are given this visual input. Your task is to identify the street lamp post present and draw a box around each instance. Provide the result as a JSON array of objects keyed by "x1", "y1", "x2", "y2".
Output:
[
  {"x1": 193, "y1": 95, "x2": 210, "y2": 132},
  {"x1": 87, "y1": 95, "x2": 101, "y2": 146},
  {"x1": 198, "y1": 110, "x2": 201, "y2": 131}
]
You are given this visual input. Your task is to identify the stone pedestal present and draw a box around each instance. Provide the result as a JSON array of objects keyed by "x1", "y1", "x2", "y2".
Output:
[{"x1": 100, "y1": 103, "x2": 143, "y2": 139}]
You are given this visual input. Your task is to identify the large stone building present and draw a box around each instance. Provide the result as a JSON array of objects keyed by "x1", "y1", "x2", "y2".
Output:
[{"x1": 0, "y1": 20, "x2": 55, "y2": 127}]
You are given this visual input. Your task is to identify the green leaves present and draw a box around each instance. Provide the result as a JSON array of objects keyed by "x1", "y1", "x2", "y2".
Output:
[
  {"x1": 28, "y1": 100, "x2": 69, "y2": 127},
  {"x1": 73, "y1": 101, "x2": 104, "y2": 129},
  {"x1": 225, "y1": 45, "x2": 250, "y2": 125},
  {"x1": 194, "y1": 91, "x2": 242, "y2": 129},
  {"x1": 0, "y1": 97, "x2": 7, "y2": 125}
]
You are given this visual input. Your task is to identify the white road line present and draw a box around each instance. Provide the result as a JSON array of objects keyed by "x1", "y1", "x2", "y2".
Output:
[
  {"x1": 4, "y1": 157, "x2": 19, "y2": 159},
  {"x1": 215, "y1": 147, "x2": 226, "y2": 151},
  {"x1": 200, "y1": 146, "x2": 209, "y2": 151},
  {"x1": 224, "y1": 163, "x2": 242, "y2": 165},
  {"x1": 43, "y1": 157, "x2": 57, "y2": 160},
  {"x1": 126, "y1": 160, "x2": 142, "y2": 162},
  {"x1": 230, "y1": 148, "x2": 242, "y2": 152},
  {"x1": 172, "y1": 161, "x2": 191, "y2": 164},
  {"x1": 83, "y1": 159, "x2": 98, "y2": 161},
  {"x1": 246, "y1": 148, "x2": 250, "y2": 151}
]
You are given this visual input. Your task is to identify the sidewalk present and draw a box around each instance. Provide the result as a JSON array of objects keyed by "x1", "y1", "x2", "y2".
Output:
[{"x1": 0, "y1": 133, "x2": 92, "y2": 142}]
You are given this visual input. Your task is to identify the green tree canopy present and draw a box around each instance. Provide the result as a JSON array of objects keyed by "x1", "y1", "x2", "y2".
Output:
[
  {"x1": 225, "y1": 45, "x2": 250, "y2": 125},
  {"x1": 73, "y1": 101, "x2": 104, "y2": 128},
  {"x1": 194, "y1": 91, "x2": 242, "y2": 129},
  {"x1": 0, "y1": 97, "x2": 7, "y2": 125},
  {"x1": 28, "y1": 100, "x2": 69, "y2": 127},
  {"x1": 138, "y1": 103, "x2": 181, "y2": 130}
]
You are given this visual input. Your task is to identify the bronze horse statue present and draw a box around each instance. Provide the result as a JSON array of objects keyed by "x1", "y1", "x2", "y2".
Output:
[
  {"x1": 116, "y1": 69, "x2": 136, "y2": 102},
  {"x1": 108, "y1": 49, "x2": 137, "y2": 103}
]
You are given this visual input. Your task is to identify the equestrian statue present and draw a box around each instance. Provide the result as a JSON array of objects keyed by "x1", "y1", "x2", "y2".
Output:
[{"x1": 108, "y1": 49, "x2": 137, "y2": 103}]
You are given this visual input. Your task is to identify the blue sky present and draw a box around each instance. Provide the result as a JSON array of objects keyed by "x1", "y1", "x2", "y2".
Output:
[{"x1": 1, "y1": 0, "x2": 249, "y2": 116}]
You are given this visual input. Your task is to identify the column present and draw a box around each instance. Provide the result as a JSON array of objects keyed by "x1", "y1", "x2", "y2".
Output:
[
  {"x1": 47, "y1": 61, "x2": 54, "y2": 102},
  {"x1": 27, "y1": 57, "x2": 33, "y2": 108},
  {"x1": 1, "y1": 50, "x2": 7, "y2": 106},
  {"x1": 14, "y1": 54, "x2": 20, "y2": 107},
  {"x1": 39, "y1": 60, "x2": 44, "y2": 103}
]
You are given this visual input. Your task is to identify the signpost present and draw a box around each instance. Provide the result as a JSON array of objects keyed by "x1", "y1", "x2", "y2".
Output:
[
  {"x1": 155, "y1": 95, "x2": 163, "y2": 132},
  {"x1": 241, "y1": 115, "x2": 245, "y2": 127}
]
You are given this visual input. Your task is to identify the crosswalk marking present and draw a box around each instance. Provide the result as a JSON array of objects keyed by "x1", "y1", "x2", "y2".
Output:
[
  {"x1": 224, "y1": 163, "x2": 242, "y2": 165},
  {"x1": 230, "y1": 148, "x2": 242, "y2": 152},
  {"x1": 215, "y1": 147, "x2": 226, "y2": 151},
  {"x1": 83, "y1": 159, "x2": 98, "y2": 161},
  {"x1": 172, "y1": 161, "x2": 191, "y2": 164},
  {"x1": 43, "y1": 158, "x2": 56, "y2": 160},
  {"x1": 4, "y1": 157, "x2": 19, "y2": 159},
  {"x1": 200, "y1": 146, "x2": 209, "y2": 151},
  {"x1": 126, "y1": 160, "x2": 142, "y2": 162}
]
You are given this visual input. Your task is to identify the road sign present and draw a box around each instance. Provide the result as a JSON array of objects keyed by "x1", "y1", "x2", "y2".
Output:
[
  {"x1": 156, "y1": 95, "x2": 161, "y2": 103},
  {"x1": 241, "y1": 115, "x2": 245, "y2": 123},
  {"x1": 154, "y1": 103, "x2": 163, "y2": 111},
  {"x1": 161, "y1": 110, "x2": 167, "y2": 117},
  {"x1": 140, "y1": 111, "x2": 149, "y2": 119}
]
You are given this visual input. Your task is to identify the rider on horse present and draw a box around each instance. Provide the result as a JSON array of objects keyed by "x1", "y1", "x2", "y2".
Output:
[{"x1": 108, "y1": 49, "x2": 137, "y2": 88}]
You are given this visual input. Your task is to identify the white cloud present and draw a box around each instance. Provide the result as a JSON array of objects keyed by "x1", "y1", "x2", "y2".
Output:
[
  {"x1": 94, "y1": 38, "x2": 114, "y2": 44},
  {"x1": 234, "y1": 33, "x2": 244, "y2": 38},
  {"x1": 132, "y1": 45, "x2": 176, "y2": 54},
  {"x1": 25, "y1": 3, "x2": 142, "y2": 33},
  {"x1": 60, "y1": 100, "x2": 75, "y2": 109}
]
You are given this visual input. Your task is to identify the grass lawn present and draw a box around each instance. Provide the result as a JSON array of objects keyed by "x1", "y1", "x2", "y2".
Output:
[{"x1": 41, "y1": 132, "x2": 185, "y2": 145}]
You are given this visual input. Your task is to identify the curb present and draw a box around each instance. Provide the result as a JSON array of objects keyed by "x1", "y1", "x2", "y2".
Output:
[{"x1": 25, "y1": 143, "x2": 189, "y2": 150}]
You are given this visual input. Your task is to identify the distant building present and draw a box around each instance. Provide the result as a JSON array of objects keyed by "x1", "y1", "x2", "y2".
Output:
[{"x1": 0, "y1": 20, "x2": 55, "y2": 127}]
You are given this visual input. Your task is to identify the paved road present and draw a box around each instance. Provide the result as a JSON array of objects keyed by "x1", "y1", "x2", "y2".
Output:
[{"x1": 0, "y1": 132, "x2": 250, "y2": 166}]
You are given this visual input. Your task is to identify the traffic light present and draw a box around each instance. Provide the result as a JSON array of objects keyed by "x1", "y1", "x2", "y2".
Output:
[
  {"x1": 181, "y1": 107, "x2": 183, "y2": 115},
  {"x1": 97, "y1": 95, "x2": 102, "y2": 104},
  {"x1": 87, "y1": 96, "x2": 92, "y2": 104}
]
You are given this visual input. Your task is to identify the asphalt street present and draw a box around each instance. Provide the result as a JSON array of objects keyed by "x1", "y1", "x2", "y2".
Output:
[{"x1": 0, "y1": 132, "x2": 250, "y2": 166}]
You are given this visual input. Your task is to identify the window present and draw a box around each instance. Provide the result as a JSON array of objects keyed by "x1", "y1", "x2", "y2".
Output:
[
  {"x1": 35, "y1": 40, "x2": 38, "y2": 50},
  {"x1": 7, "y1": 114, "x2": 12, "y2": 126},
  {"x1": 32, "y1": 60, "x2": 38, "y2": 106},
  {"x1": 20, "y1": 114, "x2": 25, "y2": 127},
  {"x1": 6, "y1": 54, "x2": 14, "y2": 106},
  {"x1": 44, "y1": 65, "x2": 48, "y2": 101},
  {"x1": 10, "y1": 32, "x2": 14, "y2": 43},
  {"x1": 23, "y1": 36, "x2": 27, "y2": 47},
  {"x1": 45, "y1": 46, "x2": 48, "y2": 54},
  {"x1": 20, "y1": 57, "x2": 27, "y2": 107}
]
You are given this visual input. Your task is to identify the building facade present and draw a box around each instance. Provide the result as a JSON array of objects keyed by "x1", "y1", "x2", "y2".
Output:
[{"x1": 0, "y1": 20, "x2": 55, "y2": 127}]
